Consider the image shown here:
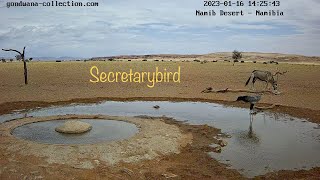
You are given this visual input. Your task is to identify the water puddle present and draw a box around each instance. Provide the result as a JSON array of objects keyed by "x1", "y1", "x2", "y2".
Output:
[
  {"x1": 1, "y1": 101, "x2": 319, "y2": 177},
  {"x1": 12, "y1": 119, "x2": 138, "y2": 144}
]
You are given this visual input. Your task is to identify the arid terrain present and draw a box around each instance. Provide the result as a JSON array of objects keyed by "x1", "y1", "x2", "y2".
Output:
[
  {"x1": 91, "y1": 52, "x2": 320, "y2": 65},
  {"x1": 0, "y1": 53, "x2": 320, "y2": 179}
]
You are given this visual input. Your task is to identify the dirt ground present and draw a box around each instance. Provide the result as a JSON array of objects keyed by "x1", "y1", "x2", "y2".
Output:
[
  {"x1": 0, "y1": 59, "x2": 320, "y2": 179},
  {"x1": 0, "y1": 60, "x2": 319, "y2": 121}
]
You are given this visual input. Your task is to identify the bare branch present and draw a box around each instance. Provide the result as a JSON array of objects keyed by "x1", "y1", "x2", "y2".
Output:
[
  {"x1": 201, "y1": 87, "x2": 281, "y2": 95},
  {"x1": 2, "y1": 48, "x2": 23, "y2": 56}
]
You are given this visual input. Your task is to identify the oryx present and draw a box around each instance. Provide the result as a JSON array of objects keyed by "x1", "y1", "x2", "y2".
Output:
[{"x1": 245, "y1": 70, "x2": 278, "y2": 91}]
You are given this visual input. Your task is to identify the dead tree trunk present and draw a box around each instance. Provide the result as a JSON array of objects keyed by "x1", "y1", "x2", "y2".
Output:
[{"x1": 2, "y1": 46, "x2": 28, "y2": 84}]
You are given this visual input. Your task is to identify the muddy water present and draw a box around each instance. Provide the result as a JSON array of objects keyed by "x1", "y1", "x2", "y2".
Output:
[
  {"x1": 12, "y1": 119, "x2": 139, "y2": 144},
  {"x1": 1, "y1": 101, "x2": 319, "y2": 177}
]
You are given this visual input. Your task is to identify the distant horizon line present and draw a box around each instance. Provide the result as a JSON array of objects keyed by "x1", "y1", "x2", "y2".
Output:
[{"x1": 1, "y1": 51, "x2": 319, "y2": 60}]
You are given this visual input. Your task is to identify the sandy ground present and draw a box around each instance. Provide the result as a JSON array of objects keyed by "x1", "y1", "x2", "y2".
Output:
[
  {"x1": 0, "y1": 61, "x2": 319, "y2": 121},
  {"x1": 0, "y1": 60, "x2": 320, "y2": 179}
]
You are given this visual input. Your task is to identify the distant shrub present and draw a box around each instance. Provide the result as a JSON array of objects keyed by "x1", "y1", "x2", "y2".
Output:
[
  {"x1": 253, "y1": 61, "x2": 257, "y2": 63},
  {"x1": 193, "y1": 59, "x2": 200, "y2": 62},
  {"x1": 154, "y1": 59, "x2": 159, "y2": 61},
  {"x1": 232, "y1": 50, "x2": 242, "y2": 61},
  {"x1": 128, "y1": 60, "x2": 131, "y2": 61},
  {"x1": 268, "y1": 60, "x2": 279, "y2": 65},
  {"x1": 240, "y1": 61, "x2": 244, "y2": 63},
  {"x1": 142, "y1": 59, "x2": 147, "y2": 61},
  {"x1": 56, "y1": 60, "x2": 62, "y2": 62}
]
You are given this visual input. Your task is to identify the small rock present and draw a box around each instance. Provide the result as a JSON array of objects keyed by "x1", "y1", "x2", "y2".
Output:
[
  {"x1": 210, "y1": 144, "x2": 222, "y2": 153},
  {"x1": 153, "y1": 105, "x2": 160, "y2": 109},
  {"x1": 55, "y1": 120, "x2": 92, "y2": 134},
  {"x1": 219, "y1": 139, "x2": 228, "y2": 147},
  {"x1": 226, "y1": 135, "x2": 232, "y2": 138}
]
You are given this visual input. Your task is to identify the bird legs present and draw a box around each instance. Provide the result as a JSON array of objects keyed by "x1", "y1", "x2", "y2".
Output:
[{"x1": 248, "y1": 113, "x2": 254, "y2": 138}]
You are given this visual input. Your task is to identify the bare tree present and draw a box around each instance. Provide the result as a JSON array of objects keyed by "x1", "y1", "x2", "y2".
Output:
[{"x1": 2, "y1": 46, "x2": 28, "y2": 84}]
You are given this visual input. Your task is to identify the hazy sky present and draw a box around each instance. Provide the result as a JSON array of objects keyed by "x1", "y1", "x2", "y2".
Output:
[{"x1": 0, "y1": 0, "x2": 319, "y2": 58}]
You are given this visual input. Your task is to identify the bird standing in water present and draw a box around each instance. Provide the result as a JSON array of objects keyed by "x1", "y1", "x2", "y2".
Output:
[
  {"x1": 236, "y1": 95, "x2": 262, "y2": 137},
  {"x1": 236, "y1": 95, "x2": 261, "y2": 114}
]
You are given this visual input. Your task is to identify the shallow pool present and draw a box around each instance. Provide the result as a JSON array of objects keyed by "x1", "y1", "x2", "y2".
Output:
[
  {"x1": 1, "y1": 101, "x2": 319, "y2": 177},
  {"x1": 12, "y1": 119, "x2": 138, "y2": 144}
]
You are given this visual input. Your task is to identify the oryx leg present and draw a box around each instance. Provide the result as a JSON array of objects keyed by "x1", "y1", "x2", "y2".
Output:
[{"x1": 252, "y1": 77, "x2": 257, "y2": 91}]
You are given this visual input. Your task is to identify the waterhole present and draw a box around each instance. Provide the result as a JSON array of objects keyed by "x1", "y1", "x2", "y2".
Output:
[
  {"x1": 1, "y1": 101, "x2": 319, "y2": 177},
  {"x1": 12, "y1": 119, "x2": 139, "y2": 144}
]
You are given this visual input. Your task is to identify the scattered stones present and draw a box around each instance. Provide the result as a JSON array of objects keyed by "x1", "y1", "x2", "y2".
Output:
[
  {"x1": 217, "y1": 133, "x2": 232, "y2": 138},
  {"x1": 55, "y1": 120, "x2": 92, "y2": 134}
]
